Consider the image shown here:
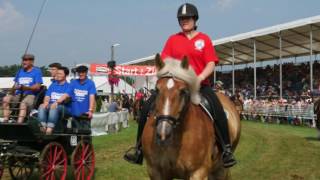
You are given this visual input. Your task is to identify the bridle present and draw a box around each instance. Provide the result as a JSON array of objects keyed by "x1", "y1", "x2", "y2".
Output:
[{"x1": 155, "y1": 76, "x2": 191, "y2": 129}]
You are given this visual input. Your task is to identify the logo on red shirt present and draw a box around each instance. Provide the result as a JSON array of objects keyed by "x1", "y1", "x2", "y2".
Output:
[{"x1": 194, "y1": 39, "x2": 205, "y2": 51}]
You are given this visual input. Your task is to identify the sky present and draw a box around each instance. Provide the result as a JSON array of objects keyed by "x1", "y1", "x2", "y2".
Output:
[{"x1": 1, "y1": 0, "x2": 320, "y2": 67}]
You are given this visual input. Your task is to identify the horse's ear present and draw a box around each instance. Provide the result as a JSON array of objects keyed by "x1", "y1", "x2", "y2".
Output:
[
  {"x1": 181, "y1": 56, "x2": 189, "y2": 69},
  {"x1": 155, "y1": 53, "x2": 164, "y2": 70}
]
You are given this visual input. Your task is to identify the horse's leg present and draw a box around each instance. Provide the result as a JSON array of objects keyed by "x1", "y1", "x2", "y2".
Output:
[{"x1": 147, "y1": 166, "x2": 172, "y2": 180}]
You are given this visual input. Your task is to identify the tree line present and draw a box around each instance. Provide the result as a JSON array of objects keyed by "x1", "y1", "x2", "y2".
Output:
[{"x1": 0, "y1": 64, "x2": 51, "y2": 77}]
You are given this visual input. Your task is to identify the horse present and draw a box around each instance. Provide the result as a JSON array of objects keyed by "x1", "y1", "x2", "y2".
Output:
[
  {"x1": 142, "y1": 54, "x2": 241, "y2": 180},
  {"x1": 314, "y1": 97, "x2": 320, "y2": 139}
]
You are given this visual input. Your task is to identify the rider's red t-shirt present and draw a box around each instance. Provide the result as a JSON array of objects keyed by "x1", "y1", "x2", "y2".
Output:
[{"x1": 161, "y1": 32, "x2": 219, "y2": 85}]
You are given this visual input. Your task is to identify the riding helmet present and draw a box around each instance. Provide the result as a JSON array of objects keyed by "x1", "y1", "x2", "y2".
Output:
[{"x1": 177, "y1": 3, "x2": 199, "y2": 21}]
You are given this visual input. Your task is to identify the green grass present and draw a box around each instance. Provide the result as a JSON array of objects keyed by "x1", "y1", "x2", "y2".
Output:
[
  {"x1": 3, "y1": 120, "x2": 320, "y2": 180},
  {"x1": 93, "y1": 120, "x2": 320, "y2": 180}
]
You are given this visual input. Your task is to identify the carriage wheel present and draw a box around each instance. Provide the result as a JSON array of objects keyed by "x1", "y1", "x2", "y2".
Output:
[
  {"x1": 71, "y1": 142, "x2": 95, "y2": 180},
  {"x1": 40, "y1": 142, "x2": 68, "y2": 180},
  {"x1": 8, "y1": 159, "x2": 34, "y2": 180}
]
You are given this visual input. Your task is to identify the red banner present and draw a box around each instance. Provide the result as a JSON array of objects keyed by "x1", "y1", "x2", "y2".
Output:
[{"x1": 90, "y1": 64, "x2": 156, "y2": 76}]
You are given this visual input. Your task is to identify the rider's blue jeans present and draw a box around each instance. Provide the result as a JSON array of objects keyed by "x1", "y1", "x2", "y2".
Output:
[{"x1": 38, "y1": 105, "x2": 70, "y2": 128}]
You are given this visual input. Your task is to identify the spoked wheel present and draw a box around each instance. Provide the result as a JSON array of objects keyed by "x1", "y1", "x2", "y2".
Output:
[
  {"x1": 71, "y1": 142, "x2": 95, "y2": 180},
  {"x1": 8, "y1": 159, "x2": 34, "y2": 180},
  {"x1": 40, "y1": 142, "x2": 67, "y2": 180}
]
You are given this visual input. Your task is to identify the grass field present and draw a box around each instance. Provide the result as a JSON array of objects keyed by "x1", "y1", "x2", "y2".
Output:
[
  {"x1": 3, "y1": 120, "x2": 320, "y2": 180},
  {"x1": 92, "y1": 120, "x2": 320, "y2": 180}
]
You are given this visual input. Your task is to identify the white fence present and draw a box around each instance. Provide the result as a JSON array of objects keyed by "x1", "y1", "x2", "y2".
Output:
[
  {"x1": 91, "y1": 109, "x2": 129, "y2": 136},
  {"x1": 242, "y1": 103, "x2": 317, "y2": 127}
]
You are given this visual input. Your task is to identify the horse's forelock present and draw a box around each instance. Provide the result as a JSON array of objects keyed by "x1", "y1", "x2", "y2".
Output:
[{"x1": 157, "y1": 57, "x2": 201, "y2": 105}]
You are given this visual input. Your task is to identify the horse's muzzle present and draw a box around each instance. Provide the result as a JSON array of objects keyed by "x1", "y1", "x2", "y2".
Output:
[{"x1": 156, "y1": 121, "x2": 173, "y2": 145}]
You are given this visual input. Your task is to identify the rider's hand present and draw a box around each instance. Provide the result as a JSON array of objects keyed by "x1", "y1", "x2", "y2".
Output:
[
  {"x1": 50, "y1": 102, "x2": 58, "y2": 109},
  {"x1": 197, "y1": 74, "x2": 205, "y2": 87}
]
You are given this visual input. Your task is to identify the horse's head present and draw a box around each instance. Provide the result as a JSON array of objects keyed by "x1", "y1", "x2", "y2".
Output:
[{"x1": 153, "y1": 54, "x2": 200, "y2": 145}]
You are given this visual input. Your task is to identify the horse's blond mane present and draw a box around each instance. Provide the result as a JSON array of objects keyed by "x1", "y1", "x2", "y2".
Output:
[{"x1": 157, "y1": 57, "x2": 201, "y2": 105}]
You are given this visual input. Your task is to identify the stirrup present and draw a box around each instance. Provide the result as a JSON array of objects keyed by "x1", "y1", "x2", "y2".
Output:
[{"x1": 222, "y1": 150, "x2": 237, "y2": 168}]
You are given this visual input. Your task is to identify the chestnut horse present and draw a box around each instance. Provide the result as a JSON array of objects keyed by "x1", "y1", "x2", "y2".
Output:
[{"x1": 142, "y1": 55, "x2": 241, "y2": 180}]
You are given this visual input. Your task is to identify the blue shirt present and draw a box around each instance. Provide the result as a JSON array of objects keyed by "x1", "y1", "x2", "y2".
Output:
[
  {"x1": 45, "y1": 81, "x2": 71, "y2": 111},
  {"x1": 67, "y1": 78, "x2": 96, "y2": 117},
  {"x1": 108, "y1": 102, "x2": 119, "y2": 112},
  {"x1": 14, "y1": 67, "x2": 43, "y2": 95}
]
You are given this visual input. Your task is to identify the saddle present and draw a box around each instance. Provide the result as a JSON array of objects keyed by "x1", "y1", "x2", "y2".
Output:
[{"x1": 199, "y1": 95, "x2": 214, "y2": 121}]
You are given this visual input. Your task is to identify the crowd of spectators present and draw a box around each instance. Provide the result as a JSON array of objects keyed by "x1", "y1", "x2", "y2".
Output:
[
  {"x1": 215, "y1": 61, "x2": 320, "y2": 127},
  {"x1": 217, "y1": 61, "x2": 320, "y2": 100}
]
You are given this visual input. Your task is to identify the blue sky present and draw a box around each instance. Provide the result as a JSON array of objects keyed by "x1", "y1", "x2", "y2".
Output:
[{"x1": 1, "y1": 0, "x2": 320, "y2": 67}]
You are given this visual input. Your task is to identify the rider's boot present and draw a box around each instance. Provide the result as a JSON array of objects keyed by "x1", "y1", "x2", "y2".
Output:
[
  {"x1": 124, "y1": 93, "x2": 157, "y2": 165},
  {"x1": 123, "y1": 140, "x2": 143, "y2": 165},
  {"x1": 124, "y1": 108, "x2": 146, "y2": 165},
  {"x1": 201, "y1": 86, "x2": 237, "y2": 168},
  {"x1": 211, "y1": 94, "x2": 237, "y2": 168}
]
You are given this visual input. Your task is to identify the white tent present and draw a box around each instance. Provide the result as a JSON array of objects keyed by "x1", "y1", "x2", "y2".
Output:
[{"x1": 92, "y1": 76, "x2": 135, "y2": 94}]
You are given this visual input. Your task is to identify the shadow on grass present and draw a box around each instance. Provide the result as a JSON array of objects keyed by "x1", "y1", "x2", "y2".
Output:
[{"x1": 305, "y1": 136, "x2": 320, "y2": 142}]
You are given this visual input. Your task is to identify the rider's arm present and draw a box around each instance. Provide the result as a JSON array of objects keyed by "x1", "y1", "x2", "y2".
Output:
[
  {"x1": 198, "y1": 35, "x2": 219, "y2": 81},
  {"x1": 198, "y1": 62, "x2": 215, "y2": 81}
]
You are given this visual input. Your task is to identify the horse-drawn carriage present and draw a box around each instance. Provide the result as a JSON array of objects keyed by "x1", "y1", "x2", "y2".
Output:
[{"x1": 0, "y1": 88, "x2": 95, "y2": 180}]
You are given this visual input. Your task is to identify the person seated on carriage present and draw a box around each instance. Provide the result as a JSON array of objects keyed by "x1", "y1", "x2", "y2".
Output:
[
  {"x1": 2, "y1": 54, "x2": 43, "y2": 123},
  {"x1": 55, "y1": 65, "x2": 96, "y2": 129},
  {"x1": 48, "y1": 62, "x2": 62, "y2": 82},
  {"x1": 38, "y1": 66, "x2": 71, "y2": 135},
  {"x1": 124, "y1": 3, "x2": 236, "y2": 168}
]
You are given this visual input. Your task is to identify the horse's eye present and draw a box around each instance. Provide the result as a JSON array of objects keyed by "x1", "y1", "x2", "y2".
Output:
[{"x1": 180, "y1": 89, "x2": 189, "y2": 96}]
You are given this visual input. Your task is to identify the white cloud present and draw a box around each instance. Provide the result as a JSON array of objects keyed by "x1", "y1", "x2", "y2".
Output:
[
  {"x1": 217, "y1": 0, "x2": 235, "y2": 9},
  {"x1": 0, "y1": 0, "x2": 25, "y2": 32}
]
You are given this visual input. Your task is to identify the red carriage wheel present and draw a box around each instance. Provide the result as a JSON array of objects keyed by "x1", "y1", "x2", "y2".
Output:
[
  {"x1": 71, "y1": 142, "x2": 95, "y2": 180},
  {"x1": 8, "y1": 159, "x2": 34, "y2": 180},
  {"x1": 40, "y1": 142, "x2": 67, "y2": 180}
]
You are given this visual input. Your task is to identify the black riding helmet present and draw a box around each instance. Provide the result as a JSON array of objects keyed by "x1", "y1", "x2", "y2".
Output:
[{"x1": 177, "y1": 3, "x2": 199, "y2": 21}]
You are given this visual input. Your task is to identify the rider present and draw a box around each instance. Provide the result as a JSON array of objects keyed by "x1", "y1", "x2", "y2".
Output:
[{"x1": 124, "y1": 3, "x2": 236, "y2": 168}]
